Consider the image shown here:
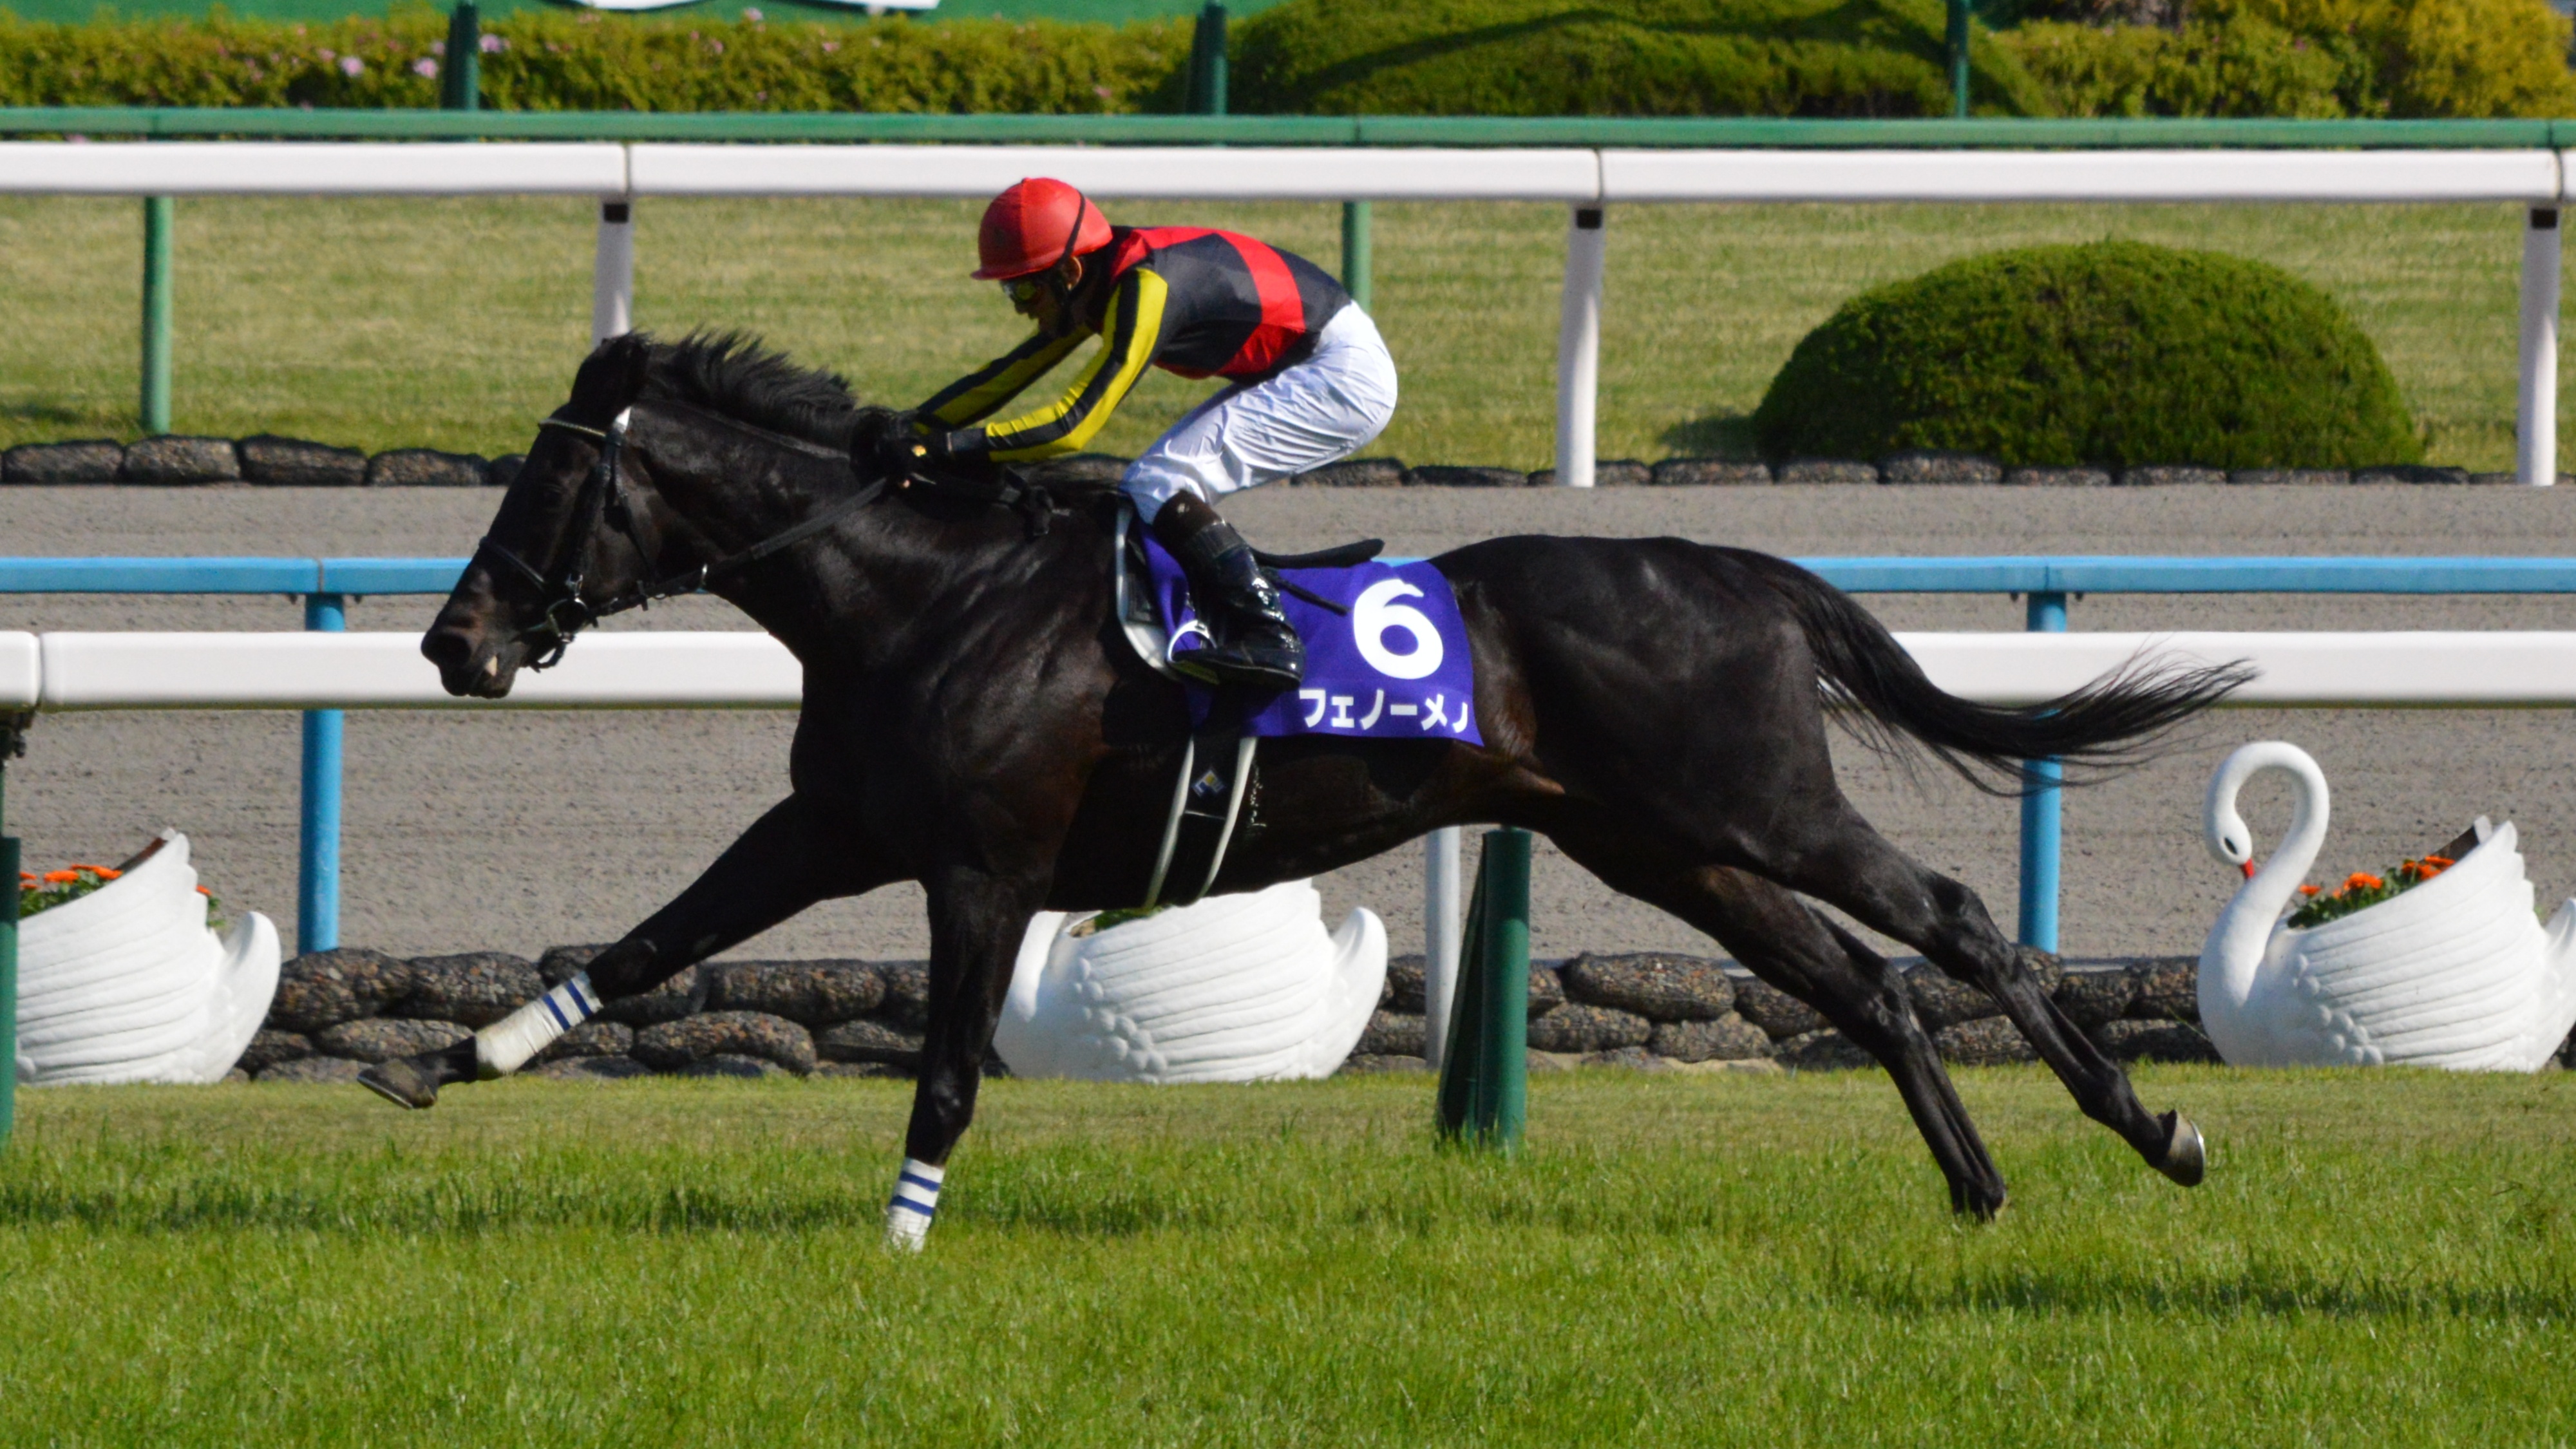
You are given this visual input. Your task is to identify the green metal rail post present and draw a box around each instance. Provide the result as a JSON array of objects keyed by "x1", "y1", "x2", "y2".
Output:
[
  {"x1": 140, "y1": 196, "x2": 173, "y2": 435},
  {"x1": 1435, "y1": 827, "x2": 1531, "y2": 1153},
  {"x1": 1946, "y1": 0, "x2": 1971, "y2": 118},
  {"x1": 441, "y1": 2, "x2": 481, "y2": 113},
  {"x1": 1, "y1": 715, "x2": 25, "y2": 1148},
  {"x1": 1341, "y1": 200, "x2": 1372, "y2": 312},
  {"x1": 1187, "y1": 3, "x2": 1228, "y2": 116}
]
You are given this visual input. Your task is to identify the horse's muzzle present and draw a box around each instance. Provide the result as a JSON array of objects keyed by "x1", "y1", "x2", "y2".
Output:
[{"x1": 421, "y1": 623, "x2": 519, "y2": 699}]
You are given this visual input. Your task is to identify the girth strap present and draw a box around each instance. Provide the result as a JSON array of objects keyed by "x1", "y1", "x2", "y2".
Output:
[{"x1": 1142, "y1": 728, "x2": 1257, "y2": 909}]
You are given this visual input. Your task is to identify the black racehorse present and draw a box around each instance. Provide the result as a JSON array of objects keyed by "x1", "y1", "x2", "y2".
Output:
[{"x1": 373, "y1": 333, "x2": 2243, "y2": 1225}]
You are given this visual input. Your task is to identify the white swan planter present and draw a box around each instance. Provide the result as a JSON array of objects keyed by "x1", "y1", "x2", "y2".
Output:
[
  {"x1": 993, "y1": 880, "x2": 1387, "y2": 1083},
  {"x1": 2200, "y1": 741, "x2": 2576, "y2": 1070},
  {"x1": 15, "y1": 830, "x2": 281, "y2": 1086}
]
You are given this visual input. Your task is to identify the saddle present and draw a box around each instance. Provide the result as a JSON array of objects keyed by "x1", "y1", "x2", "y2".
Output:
[
  {"x1": 1107, "y1": 496, "x2": 1385, "y2": 909},
  {"x1": 902, "y1": 452, "x2": 1392, "y2": 910}
]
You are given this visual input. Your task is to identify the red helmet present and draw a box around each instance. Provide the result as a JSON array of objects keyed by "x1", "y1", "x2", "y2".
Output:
[{"x1": 973, "y1": 177, "x2": 1112, "y2": 281}]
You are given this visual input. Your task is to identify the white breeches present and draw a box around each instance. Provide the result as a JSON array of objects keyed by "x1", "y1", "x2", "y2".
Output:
[{"x1": 1122, "y1": 305, "x2": 1398, "y2": 522}]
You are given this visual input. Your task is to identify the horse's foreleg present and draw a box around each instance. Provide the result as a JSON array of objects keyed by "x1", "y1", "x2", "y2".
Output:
[
  {"x1": 359, "y1": 793, "x2": 889, "y2": 1110},
  {"x1": 887, "y1": 866, "x2": 1047, "y2": 1251}
]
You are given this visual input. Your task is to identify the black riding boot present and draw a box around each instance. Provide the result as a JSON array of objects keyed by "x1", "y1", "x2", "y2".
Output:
[{"x1": 1150, "y1": 493, "x2": 1305, "y2": 691}]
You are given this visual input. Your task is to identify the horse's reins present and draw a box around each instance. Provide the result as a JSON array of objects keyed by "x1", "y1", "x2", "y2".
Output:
[{"x1": 475, "y1": 405, "x2": 889, "y2": 670}]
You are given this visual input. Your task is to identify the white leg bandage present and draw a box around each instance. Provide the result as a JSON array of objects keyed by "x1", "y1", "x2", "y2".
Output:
[
  {"x1": 473, "y1": 971, "x2": 603, "y2": 1079},
  {"x1": 886, "y1": 1158, "x2": 945, "y2": 1251}
]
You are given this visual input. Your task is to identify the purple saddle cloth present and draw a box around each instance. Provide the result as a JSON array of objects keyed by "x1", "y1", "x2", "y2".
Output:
[{"x1": 1140, "y1": 533, "x2": 1483, "y2": 746}]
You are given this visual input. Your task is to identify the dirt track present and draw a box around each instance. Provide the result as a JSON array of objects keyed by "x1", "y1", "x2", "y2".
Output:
[{"x1": 11, "y1": 482, "x2": 2576, "y2": 965}]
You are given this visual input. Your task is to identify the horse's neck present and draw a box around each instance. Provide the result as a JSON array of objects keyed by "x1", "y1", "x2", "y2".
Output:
[{"x1": 653, "y1": 437, "x2": 1071, "y2": 668}]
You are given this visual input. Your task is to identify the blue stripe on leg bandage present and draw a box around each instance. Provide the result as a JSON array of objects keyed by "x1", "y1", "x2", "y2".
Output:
[
  {"x1": 886, "y1": 1158, "x2": 945, "y2": 1249},
  {"x1": 474, "y1": 971, "x2": 604, "y2": 1078}
]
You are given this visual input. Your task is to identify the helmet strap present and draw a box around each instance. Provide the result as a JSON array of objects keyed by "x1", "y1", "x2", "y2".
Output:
[{"x1": 1043, "y1": 196, "x2": 1093, "y2": 307}]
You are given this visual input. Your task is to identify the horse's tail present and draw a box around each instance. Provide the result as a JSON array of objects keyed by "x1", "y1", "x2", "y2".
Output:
[{"x1": 1742, "y1": 553, "x2": 2251, "y2": 793}]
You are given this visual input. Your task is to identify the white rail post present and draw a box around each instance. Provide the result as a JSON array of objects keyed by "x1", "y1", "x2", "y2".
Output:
[
  {"x1": 1421, "y1": 826, "x2": 1465, "y2": 1070},
  {"x1": 2521, "y1": 205, "x2": 2560, "y2": 488},
  {"x1": 591, "y1": 196, "x2": 634, "y2": 346},
  {"x1": 1554, "y1": 205, "x2": 1605, "y2": 489}
]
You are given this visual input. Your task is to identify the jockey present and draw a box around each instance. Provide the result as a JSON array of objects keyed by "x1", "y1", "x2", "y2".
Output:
[{"x1": 882, "y1": 176, "x2": 1399, "y2": 692}]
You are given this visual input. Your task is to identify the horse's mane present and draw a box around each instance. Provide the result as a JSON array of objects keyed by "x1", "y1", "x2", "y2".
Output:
[
  {"x1": 641, "y1": 331, "x2": 902, "y2": 450},
  {"x1": 636, "y1": 328, "x2": 1119, "y2": 504}
]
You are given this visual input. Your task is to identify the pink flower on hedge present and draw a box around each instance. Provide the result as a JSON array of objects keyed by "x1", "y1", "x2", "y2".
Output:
[
  {"x1": 317, "y1": 47, "x2": 335, "y2": 60},
  {"x1": 339, "y1": 54, "x2": 365, "y2": 77},
  {"x1": 480, "y1": 34, "x2": 506, "y2": 53},
  {"x1": 743, "y1": 6, "x2": 762, "y2": 18},
  {"x1": 413, "y1": 57, "x2": 439, "y2": 78}
]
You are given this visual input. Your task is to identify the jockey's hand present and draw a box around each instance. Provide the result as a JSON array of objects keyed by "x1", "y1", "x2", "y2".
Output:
[{"x1": 868, "y1": 426, "x2": 967, "y2": 483}]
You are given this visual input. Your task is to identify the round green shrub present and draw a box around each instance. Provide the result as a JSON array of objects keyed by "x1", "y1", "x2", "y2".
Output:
[
  {"x1": 1233, "y1": 0, "x2": 2051, "y2": 118},
  {"x1": 1750, "y1": 240, "x2": 2421, "y2": 468}
]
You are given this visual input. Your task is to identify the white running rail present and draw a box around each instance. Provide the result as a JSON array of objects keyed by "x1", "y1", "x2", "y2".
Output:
[
  {"x1": 14, "y1": 625, "x2": 2573, "y2": 1069},
  {"x1": 14, "y1": 629, "x2": 2576, "y2": 711},
  {"x1": 2, "y1": 141, "x2": 2564, "y2": 487}
]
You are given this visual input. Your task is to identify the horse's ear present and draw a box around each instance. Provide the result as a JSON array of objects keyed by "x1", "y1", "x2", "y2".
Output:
[{"x1": 571, "y1": 332, "x2": 654, "y2": 415}]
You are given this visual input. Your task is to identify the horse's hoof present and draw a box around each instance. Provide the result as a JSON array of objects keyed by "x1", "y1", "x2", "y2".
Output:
[
  {"x1": 1947, "y1": 1175, "x2": 2009, "y2": 1217},
  {"x1": 358, "y1": 1056, "x2": 440, "y2": 1110},
  {"x1": 2154, "y1": 1110, "x2": 2205, "y2": 1187}
]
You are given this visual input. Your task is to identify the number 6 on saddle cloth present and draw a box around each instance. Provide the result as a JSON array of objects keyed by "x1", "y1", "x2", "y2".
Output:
[{"x1": 1110, "y1": 500, "x2": 1483, "y2": 908}]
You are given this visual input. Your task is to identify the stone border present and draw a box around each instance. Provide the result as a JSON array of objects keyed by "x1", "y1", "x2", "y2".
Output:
[
  {"x1": 4, "y1": 435, "x2": 518, "y2": 488},
  {"x1": 1349, "y1": 951, "x2": 2232, "y2": 1075},
  {"x1": 244, "y1": 943, "x2": 2576, "y2": 1086},
  {"x1": 2, "y1": 439, "x2": 2530, "y2": 489}
]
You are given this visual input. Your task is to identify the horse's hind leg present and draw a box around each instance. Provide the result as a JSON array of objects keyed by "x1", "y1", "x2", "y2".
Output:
[
  {"x1": 359, "y1": 793, "x2": 892, "y2": 1110},
  {"x1": 1548, "y1": 828, "x2": 2008, "y2": 1217},
  {"x1": 1766, "y1": 798, "x2": 2205, "y2": 1187}
]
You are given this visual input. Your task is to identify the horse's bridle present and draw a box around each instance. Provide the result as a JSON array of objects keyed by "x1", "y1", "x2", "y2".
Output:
[{"x1": 475, "y1": 405, "x2": 890, "y2": 670}]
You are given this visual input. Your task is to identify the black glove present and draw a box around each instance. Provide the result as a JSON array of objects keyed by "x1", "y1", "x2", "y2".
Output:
[{"x1": 869, "y1": 426, "x2": 939, "y2": 482}]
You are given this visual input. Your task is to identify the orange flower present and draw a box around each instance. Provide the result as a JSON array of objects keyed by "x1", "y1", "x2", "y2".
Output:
[
  {"x1": 68, "y1": 863, "x2": 111, "y2": 874},
  {"x1": 41, "y1": 869, "x2": 79, "y2": 884},
  {"x1": 2345, "y1": 872, "x2": 2384, "y2": 892},
  {"x1": 194, "y1": 886, "x2": 211, "y2": 896},
  {"x1": 2300, "y1": 884, "x2": 2322, "y2": 896},
  {"x1": 2425, "y1": 855, "x2": 2454, "y2": 869}
]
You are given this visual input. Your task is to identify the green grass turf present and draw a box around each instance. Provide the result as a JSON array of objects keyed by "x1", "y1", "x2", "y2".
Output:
[
  {"x1": 1, "y1": 1068, "x2": 2571, "y2": 1444},
  {"x1": 0, "y1": 194, "x2": 2551, "y2": 470}
]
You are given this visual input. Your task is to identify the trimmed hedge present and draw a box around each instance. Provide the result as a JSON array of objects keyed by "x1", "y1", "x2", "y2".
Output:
[
  {"x1": 1750, "y1": 240, "x2": 2423, "y2": 469},
  {"x1": 1233, "y1": 0, "x2": 2050, "y2": 117},
  {"x1": 0, "y1": 6, "x2": 1191, "y2": 111},
  {"x1": 1997, "y1": 0, "x2": 2576, "y2": 118},
  {"x1": 1, "y1": 0, "x2": 2563, "y2": 117}
]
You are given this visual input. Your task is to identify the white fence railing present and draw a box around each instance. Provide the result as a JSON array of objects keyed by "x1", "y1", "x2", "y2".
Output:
[
  {"x1": 10, "y1": 625, "x2": 2570, "y2": 1077},
  {"x1": 17, "y1": 629, "x2": 2576, "y2": 712},
  {"x1": 4, "y1": 140, "x2": 2563, "y2": 487}
]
